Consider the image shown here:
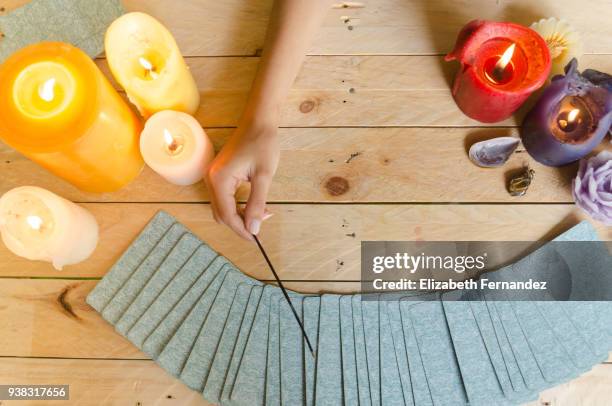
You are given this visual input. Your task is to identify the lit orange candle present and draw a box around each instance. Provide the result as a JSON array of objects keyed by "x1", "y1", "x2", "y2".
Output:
[{"x1": 0, "y1": 42, "x2": 144, "y2": 193}]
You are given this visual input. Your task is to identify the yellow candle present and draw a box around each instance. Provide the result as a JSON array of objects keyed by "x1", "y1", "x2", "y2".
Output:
[
  {"x1": 105, "y1": 12, "x2": 200, "y2": 118},
  {"x1": 0, "y1": 42, "x2": 144, "y2": 193}
]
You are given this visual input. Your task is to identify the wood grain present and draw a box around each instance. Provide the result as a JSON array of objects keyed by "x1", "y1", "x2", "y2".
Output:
[
  {"x1": 0, "y1": 203, "x2": 608, "y2": 279},
  {"x1": 2, "y1": 127, "x2": 592, "y2": 204},
  {"x1": 0, "y1": 357, "x2": 609, "y2": 406},
  {"x1": 0, "y1": 279, "x2": 359, "y2": 358},
  {"x1": 1, "y1": 0, "x2": 611, "y2": 403},
  {"x1": 524, "y1": 364, "x2": 612, "y2": 406},
  {"x1": 97, "y1": 55, "x2": 612, "y2": 93},
  {"x1": 0, "y1": 278, "x2": 610, "y2": 361},
  {"x1": 120, "y1": 0, "x2": 612, "y2": 56},
  {"x1": 5, "y1": 1, "x2": 611, "y2": 56},
  {"x1": 97, "y1": 56, "x2": 612, "y2": 127},
  {"x1": 0, "y1": 279, "x2": 145, "y2": 359},
  {"x1": 0, "y1": 358, "x2": 212, "y2": 405}
]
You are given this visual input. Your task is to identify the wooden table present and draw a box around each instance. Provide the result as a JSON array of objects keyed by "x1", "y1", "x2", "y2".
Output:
[{"x1": 1, "y1": 0, "x2": 611, "y2": 404}]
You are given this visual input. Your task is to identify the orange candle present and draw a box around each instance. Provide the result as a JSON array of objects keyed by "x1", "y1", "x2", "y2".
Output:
[{"x1": 0, "y1": 42, "x2": 144, "y2": 193}]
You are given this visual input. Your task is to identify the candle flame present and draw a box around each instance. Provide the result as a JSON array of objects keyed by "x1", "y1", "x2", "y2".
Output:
[
  {"x1": 139, "y1": 57, "x2": 159, "y2": 79},
  {"x1": 38, "y1": 78, "x2": 56, "y2": 102},
  {"x1": 26, "y1": 215, "x2": 43, "y2": 231},
  {"x1": 568, "y1": 108, "x2": 580, "y2": 122},
  {"x1": 495, "y1": 43, "x2": 516, "y2": 72},
  {"x1": 163, "y1": 129, "x2": 174, "y2": 146},
  {"x1": 163, "y1": 128, "x2": 184, "y2": 155},
  {"x1": 139, "y1": 57, "x2": 153, "y2": 71}
]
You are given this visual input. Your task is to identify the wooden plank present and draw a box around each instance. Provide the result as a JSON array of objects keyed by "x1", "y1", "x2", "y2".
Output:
[
  {"x1": 106, "y1": 57, "x2": 612, "y2": 127},
  {"x1": 1, "y1": 359, "x2": 611, "y2": 406},
  {"x1": 0, "y1": 358, "x2": 212, "y2": 406},
  {"x1": 4, "y1": 1, "x2": 612, "y2": 56},
  {"x1": 97, "y1": 54, "x2": 612, "y2": 91},
  {"x1": 98, "y1": 56, "x2": 611, "y2": 127},
  {"x1": 0, "y1": 279, "x2": 145, "y2": 359},
  {"x1": 0, "y1": 203, "x2": 608, "y2": 279},
  {"x1": 524, "y1": 364, "x2": 612, "y2": 406},
  {"x1": 0, "y1": 278, "x2": 611, "y2": 362},
  {"x1": 2, "y1": 127, "x2": 591, "y2": 204},
  {"x1": 120, "y1": 0, "x2": 612, "y2": 56},
  {"x1": 0, "y1": 279, "x2": 362, "y2": 359}
]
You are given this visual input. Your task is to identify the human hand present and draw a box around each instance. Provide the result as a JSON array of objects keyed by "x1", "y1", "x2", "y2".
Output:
[{"x1": 205, "y1": 122, "x2": 280, "y2": 240}]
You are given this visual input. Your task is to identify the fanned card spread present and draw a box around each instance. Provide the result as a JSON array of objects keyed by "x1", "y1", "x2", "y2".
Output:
[{"x1": 87, "y1": 211, "x2": 612, "y2": 406}]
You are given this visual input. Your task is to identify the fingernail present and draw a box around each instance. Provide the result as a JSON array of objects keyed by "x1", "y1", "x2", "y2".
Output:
[
  {"x1": 249, "y1": 219, "x2": 261, "y2": 235},
  {"x1": 263, "y1": 212, "x2": 274, "y2": 221}
]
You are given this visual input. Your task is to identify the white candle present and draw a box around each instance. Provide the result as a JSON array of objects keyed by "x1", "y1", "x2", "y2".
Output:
[
  {"x1": 140, "y1": 110, "x2": 214, "y2": 186},
  {"x1": 0, "y1": 186, "x2": 99, "y2": 270},
  {"x1": 105, "y1": 12, "x2": 200, "y2": 117}
]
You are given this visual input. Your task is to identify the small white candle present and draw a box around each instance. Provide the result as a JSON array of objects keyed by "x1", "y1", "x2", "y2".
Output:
[
  {"x1": 0, "y1": 186, "x2": 99, "y2": 270},
  {"x1": 140, "y1": 110, "x2": 214, "y2": 186}
]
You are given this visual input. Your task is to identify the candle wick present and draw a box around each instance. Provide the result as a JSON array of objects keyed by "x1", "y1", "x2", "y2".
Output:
[
  {"x1": 139, "y1": 57, "x2": 159, "y2": 79},
  {"x1": 163, "y1": 129, "x2": 183, "y2": 155},
  {"x1": 38, "y1": 78, "x2": 56, "y2": 102}
]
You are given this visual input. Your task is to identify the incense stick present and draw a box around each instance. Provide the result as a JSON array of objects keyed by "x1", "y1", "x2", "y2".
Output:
[{"x1": 253, "y1": 234, "x2": 316, "y2": 358}]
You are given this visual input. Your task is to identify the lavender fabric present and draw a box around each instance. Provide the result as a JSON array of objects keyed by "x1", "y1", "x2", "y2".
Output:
[{"x1": 573, "y1": 150, "x2": 612, "y2": 225}]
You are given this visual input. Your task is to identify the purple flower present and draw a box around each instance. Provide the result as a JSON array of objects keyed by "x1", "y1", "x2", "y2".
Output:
[{"x1": 572, "y1": 150, "x2": 612, "y2": 225}]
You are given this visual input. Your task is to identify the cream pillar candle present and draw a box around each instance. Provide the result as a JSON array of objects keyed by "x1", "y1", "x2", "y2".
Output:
[
  {"x1": 0, "y1": 186, "x2": 99, "y2": 270},
  {"x1": 140, "y1": 110, "x2": 214, "y2": 186},
  {"x1": 105, "y1": 12, "x2": 200, "y2": 117}
]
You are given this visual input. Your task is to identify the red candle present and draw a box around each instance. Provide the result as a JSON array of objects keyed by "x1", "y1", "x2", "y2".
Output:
[{"x1": 445, "y1": 20, "x2": 551, "y2": 123}]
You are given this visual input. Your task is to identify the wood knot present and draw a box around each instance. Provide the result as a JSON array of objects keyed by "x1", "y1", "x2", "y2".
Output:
[
  {"x1": 299, "y1": 100, "x2": 316, "y2": 113},
  {"x1": 324, "y1": 176, "x2": 350, "y2": 196},
  {"x1": 58, "y1": 284, "x2": 81, "y2": 320}
]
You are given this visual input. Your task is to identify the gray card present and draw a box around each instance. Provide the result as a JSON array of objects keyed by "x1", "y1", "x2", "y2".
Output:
[
  {"x1": 86, "y1": 211, "x2": 175, "y2": 312},
  {"x1": 442, "y1": 291, "x2": 508, "y2": 406},
  {"x1": 352, "y1": 295, "x2": 372, "y2": 406},
  {"x1": 142, "y1": 258, "x2": 227, "y2": 359},
  {"x1": 126, "y1": 246, "x2": 219, "y2": 348},
  {"x1": 481, "y1": 263, "x2": 549, "y2": 390},
  {"x1": 199, "y1": 284, "x2": 253, "y2": 403},
  {"x1": 266, "y1": 294, "x2": 282, "y2": 406},
  {"x1": 555, "y1": 302, "x2": 612, "y2": 361},
  {"x1": 157, "y1": 266, "x2": 230, "y2": 377},
  {"x1": 384, "y1": 301, "x2": 414, "y2": 406},
  {"x1": 339, "y1": 295, "x2": 359, "y2": 406},
  {"x1": 362, "y1": 296, "x2": 381, "y2": 406},
  {"x1": 534, "y1": 301, "x2": 603, "y2": 372},
  {"x1": 180, "y1": 270, "x2": 261, "y2": 391},
  {"x1": 101, "y1": 223, "x2": 190, "y2": 324},
  {"x1": 486, "y1": 298, "x2": 547, "y2": 391},
  {"x1": 315, "y1": 295, "x2": 343, "y2": 405},
  {"x1": 303, "y1": 296, "x2": 321, "y2": 406},
  {"x1": 407, "y1": 298, "x2": 468, "y2": 406},
  {"x1": 115, "y1": 236, "x2": 209, "y2": 336},
  {"x1": 400, "y1": 296, "x2": 435, "y2": 406},
  {"x1": 230, "y1": 285, "x2": 277, "y2": 405},
  {"x1": 508, "y1": 300, "x2": 577, "y2": 383},
  {"x1": 379, "y1": 300, "x2": 407, "y2": 406},
  {"x1": 209, "y1": 285, "x2": 264, "y2": 404},
  {"x1": 468, "y1": 292, "x2": 528, "y2": 397},
  {"x1": 279, "y1": 295, "x2": 305, "y2": 406}
]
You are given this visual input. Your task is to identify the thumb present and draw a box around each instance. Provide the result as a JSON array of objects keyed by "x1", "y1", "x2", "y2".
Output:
[{"x1": 244, "y1": 173, "x2": 272, "y2": 235}]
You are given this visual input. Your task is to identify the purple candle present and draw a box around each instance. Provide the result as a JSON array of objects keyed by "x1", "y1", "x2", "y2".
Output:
[{"x1": 520, "y1": 59, "x2": 611, "y2": 167}]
